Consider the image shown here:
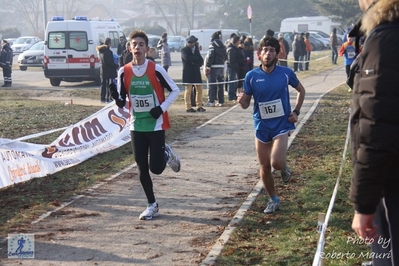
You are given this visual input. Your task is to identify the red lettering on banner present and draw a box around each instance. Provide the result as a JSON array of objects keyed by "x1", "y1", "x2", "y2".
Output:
[{"x1": 58, "y1": 118, "x2": 107, "y2": 147}]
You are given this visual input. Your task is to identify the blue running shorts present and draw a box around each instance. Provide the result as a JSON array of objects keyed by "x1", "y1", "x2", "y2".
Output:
[{"x1": 255, "y1": 129, "x2": 290, "y2": 144}]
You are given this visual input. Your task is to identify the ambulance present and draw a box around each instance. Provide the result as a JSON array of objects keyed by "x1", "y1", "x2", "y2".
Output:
[{"x1": 43, "y1": 16, "x2": 125, "y2": 86}]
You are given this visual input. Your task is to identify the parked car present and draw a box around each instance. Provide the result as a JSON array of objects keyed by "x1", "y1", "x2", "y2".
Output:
[
  {"x1": 17, "y1": 41, "x2": 44, "y2": 71},
  {"x1": 309, "y1": 30, "x2": 343, "y2": 45},
  {"x1": 11, "y1": 36, "x2": 41, "y2": 55},
  {"x1": 5, "y1": 38, "x2": 17, "y2": 46},
  {"x1": 167, "y1": 35, "x2": 186, "y2": 52},
  {"x1": 307, "y1": 31, "x2": 330, "y2": 49}
]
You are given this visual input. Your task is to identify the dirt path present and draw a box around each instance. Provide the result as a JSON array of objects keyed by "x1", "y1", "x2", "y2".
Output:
[{"x1": 0, "y1": 67, "x2": 346, "y2": 266}]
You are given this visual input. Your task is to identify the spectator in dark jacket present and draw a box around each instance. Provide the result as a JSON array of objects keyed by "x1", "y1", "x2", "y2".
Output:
[
  {"x1": 205, "y1": 30, "x2": 226, "y2": 107},
  {"x1": 292, "y1": 34, "x2": 302, "y2": 72},
  {"x1": 349, "y1": 0, "x2": 399, "y2": 264},
  {"x1": 96, "y1": 37, "x2": 118, "y2": 103},
  {"x1": 0, "y1": 40, "x2": 13, "y2": 87},
  {"x1": 119, "y1": 42, "x2": 132, "y2": 67},
  {"x1": 226, "y1": 35, "x2": 240, "y2": 101},
  {"x1": 330, "y1": 28, "x2": 338, "y2": 64},
  {"x1": 298, "y1": 32, "x2": 306, "y2": 71},
  {"x1": 243, "y1": 37, "x2": 254, "y2": 73},
  {"x1": 117, "y1": 36, "x2": 127, "y2": 56},
  {"x1": 181, "y1": 35, "x2": 205, "y2": 112},
  {"x1": 237, "y1": 36, "x2": 247, "y2": 92},
  {"x1": 278, "y1": 32, "x2": 290, "y2": 61}
]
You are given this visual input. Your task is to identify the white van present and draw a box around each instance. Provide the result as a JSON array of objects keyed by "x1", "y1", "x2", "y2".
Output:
[
  {"x1": 189, "y1": 28, "x2": 240, "y2": 56},
  {"x1": 44, "y1": 16, "x2": 124, "y2": 86},
  {"x1": 280, "y1": 16, "x2": 345, "y2": 39}
]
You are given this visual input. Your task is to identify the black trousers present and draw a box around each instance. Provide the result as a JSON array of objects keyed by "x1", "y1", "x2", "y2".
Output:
[
  {"x1": 130, "y1": 130, "x2": 166, "y2": 204},
  {"x1": 372, "y1": 195, "x2": 399, "y2": 266}
]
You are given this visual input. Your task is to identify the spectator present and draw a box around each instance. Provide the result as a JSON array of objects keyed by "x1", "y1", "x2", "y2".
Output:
[
  {"x1": 0, "y1": 40, "x2": 13, "y2": 87},
  {"x1": 117, "y1": 36, "x2": 127, "y2": 56},
  {"x1": 109, "y1": 30, "x2": 181, "y2": 221},
  {"x1": 237, "y1": 36, "x2": 306, "y2": 214},
  {"x1": 330, "y1": 28, "x2": 338, "y2": 64},
  {"x1": 290, "y1": 30, "x2": 296, "y2": 43},
  {"x1": 205, "y1": 30, "x2": 226, "y2": 107},
  {"x1": 278, "y1": 32, "x2": 290, "y2": 63},
  {"x1": 119, "y1": 42, "x2": 132, "y2": 67},
  {"x1": 265, "y1": 29, "x2": 275, "y2": 37},
  {"x1": 96, "y1": 37, "x2": 118, "y2": 103},
  {"x1": 157, "y1": 32, "x2": 171, "y2": 72},
  {"x1": 146, "y1": 47, "x2": 158, "y2": 62},
  {"x1": 349, "y1": 0, "x2": 399, "y2": 264},
  {"x1": 298, "y1": 32, "x2": 306, "y2": 71},
  {"x1": 181, "y1": 35, "x2": 205, "y2": 112},
  {"x1": 277, "y1": 36, "x2": 287, "y2": 67},
  {"x1": 237, "y1": 36, "x2": 247, "y2": 93},
  {"x1": 292, "y1": 34, "x2": 302, "y2": 72},
  {"x1": 304, "y1": 32, "x2": 312, "y2": 71},
  {"x1": 226, "y1": 35, "x2": 240, "y2": 101},
  {"x1": 243, "y1": 37, "x2": 254, "y2": 72}
]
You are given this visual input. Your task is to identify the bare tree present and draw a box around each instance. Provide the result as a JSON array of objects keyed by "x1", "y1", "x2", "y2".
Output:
[
  {"x1": 8, "y1": 0, "x2": 42, "y2": 36},
  {"x1": 47, "y1": 0, "x2": 85, "y2": 19},
  {"x1": 178, "y1": 0, "x2": 204, "y2": 31},
  {"x1": 147, "y1": 0, "x2": 206, "y2": 35}
]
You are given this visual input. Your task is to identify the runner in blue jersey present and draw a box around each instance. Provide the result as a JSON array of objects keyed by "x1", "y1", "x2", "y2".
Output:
[{"x1": 238, "y1": 36, "x2": 306, "y2": 214}]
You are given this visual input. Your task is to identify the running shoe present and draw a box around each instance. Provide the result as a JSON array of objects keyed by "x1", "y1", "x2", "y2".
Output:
[
  {"x1": 281, "y1": 165, "x2": 291, "y2": 183},
  {"x1": 139, "y1": 203, "x2": 159, "y2": 220},
  {"x1": 205, "y1": 102, "x2": 215, "y2": 107},
  {"x1": 165, "y1": 144, "x2": 181, "y2": 172},
  {"x1": 264, "y1": 199, "x2": 280, "y2": 214}
]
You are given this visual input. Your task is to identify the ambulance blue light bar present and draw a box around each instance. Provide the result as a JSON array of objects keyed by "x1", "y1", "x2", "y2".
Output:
[
  {"x1": 51, "y1": 16, "x2": 64, "y2": 21},
  {"x1": 74, "y1": 16, "x2": 88, "y2": 21}
]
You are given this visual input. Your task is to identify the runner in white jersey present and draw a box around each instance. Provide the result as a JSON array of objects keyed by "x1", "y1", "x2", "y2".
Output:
[
  {"x1": 238, "y1": 36, "x2": 306, "y2": 214},
  {"x1": 109, "y1": 30, "x2": 181, "y2": 220}
]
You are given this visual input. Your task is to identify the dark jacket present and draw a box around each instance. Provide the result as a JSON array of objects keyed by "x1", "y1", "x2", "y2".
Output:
[
  {"x1": 119, "y1": 50, "x2": 132, "y2": 67},
  {"x1": 349, "y1": 0, "x2": 399, "y2": 214},
  {"x1": 226, "y1": 42, "x2": 240, "y2": 72},
  {"x1": 299, "y1": 37, "x2": 306, "y2": 56},
  {"x1": 282, "y1": 38, "x2": 290, "y2": 56},
  {"x1": 205, "y1": 38, "x2": 226, "y2": 69},
  {"x1": 292, "y1": 39, "x2": 302, "y2": 58},
  {"x1": 0, "y1": 42, "x2": 13, "y2": 69},
  {"x1": 96, "y1": 44, "x2": 118, "y2": 79},
  {"x1": 181, "y1": 44, "x2": 203, "y2": 84},
  {"x1": 117, "y1": 41, "x2": 126, "y2": 56},
  {"x1": 243, "y1": 45, "x2": 254, "y2": 72}
]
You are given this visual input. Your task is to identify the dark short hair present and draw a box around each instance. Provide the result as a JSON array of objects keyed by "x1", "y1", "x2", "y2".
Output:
[
  {"x1": 258, "y1": 36, "x2": 280, "y2": 54},
  {"x1": 129, "y1": 30, "x2": 149, "y2": 47},
  {"x1": 104, "y1": 37, "x2": 112, "y2": 45}
]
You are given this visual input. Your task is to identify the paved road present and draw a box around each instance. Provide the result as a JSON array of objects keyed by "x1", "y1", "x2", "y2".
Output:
[{"x1": 0, "y1": 55, "x2": 346, "y2": 266}]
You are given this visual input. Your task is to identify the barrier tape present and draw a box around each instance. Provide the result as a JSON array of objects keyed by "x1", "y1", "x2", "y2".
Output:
[{"x1": 312, "y1": 108, "x2": 351, "y2": 266}]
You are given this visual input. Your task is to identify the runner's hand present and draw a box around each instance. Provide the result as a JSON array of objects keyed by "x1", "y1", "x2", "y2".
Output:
[{"x1": 149, "y1": 106, "x2": 163, "y2": 119}]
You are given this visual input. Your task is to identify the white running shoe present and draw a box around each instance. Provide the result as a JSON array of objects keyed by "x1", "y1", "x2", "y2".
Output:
[
  {"x1": 139, "y1": 203, "x2": 159, "y2": 220},
  {"x1": 281, "y1": 165, "x2": 291, "y2": 183},
  {"x1": 165, "y1": 144, "x2": 181, "y2": 172},
  {"x1": 264, "y1": 199, "x2": 280, "y2": 214}
]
